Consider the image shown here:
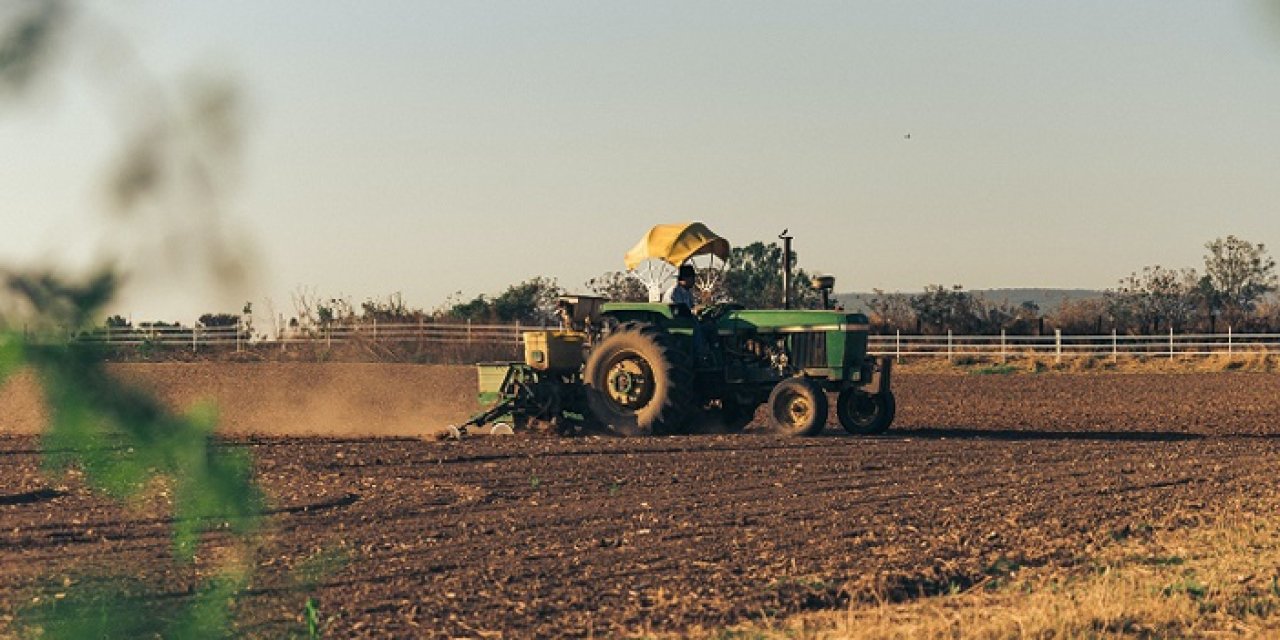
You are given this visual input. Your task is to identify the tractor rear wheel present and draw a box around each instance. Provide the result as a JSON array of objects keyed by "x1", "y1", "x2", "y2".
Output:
[
  {"x1": 837, "y1": 389, "x2": 896, "y2": 435},
  {"x1": 767, "y1": 377, "x2": 828, "y2": 437},
  {"x1": 584, "y1": 322, "x2": 695, "y2": 436}
]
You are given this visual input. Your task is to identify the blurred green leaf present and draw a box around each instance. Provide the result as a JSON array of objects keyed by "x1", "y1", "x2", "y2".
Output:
[
  {"x1": 20, "y1": 570, "x2": 246, "y2": 640},
  {"x1": 5, "y1": 2, "x2": 271, "y2": 635},
  {"x1": 5, "y1": 270, "x2": 119, "y2": 330},
  {"x1": 168, "y1": 569, "x2": 248, "y2": 639},
  {"x1": 0, "y1": 0, "x2": 67, "y2": 94},
  {"x1": 0, "y1": 331, "x2": 23, "y2": 386},
  {"x1": 29, "y1": 337, "x2": 263, "y2": 561},
  {"x1": 20, "y1": 585, "x2": 168, "y2": 639}
]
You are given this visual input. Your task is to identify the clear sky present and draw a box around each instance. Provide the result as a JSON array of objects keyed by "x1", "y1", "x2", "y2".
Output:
[{"x1": 3, "y1": 1, "x2": 1280, "y2": 322}]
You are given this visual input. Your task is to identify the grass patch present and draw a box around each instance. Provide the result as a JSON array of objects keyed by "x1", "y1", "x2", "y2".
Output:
[
  {"x1": 698, "y1": 501, "x2": 1280, "y2": 639},
  {"x1": 1132, "y1": 554, "x2": 1185, "y2": 567}
]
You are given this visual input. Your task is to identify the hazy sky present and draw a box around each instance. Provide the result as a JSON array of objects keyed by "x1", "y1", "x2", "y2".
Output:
[{"x1": 3, "y1": 1, "x2": 1280, "y2": 322}]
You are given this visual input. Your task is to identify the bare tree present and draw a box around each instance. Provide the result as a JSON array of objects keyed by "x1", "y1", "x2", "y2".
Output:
[
  {"x1": 1048, "y1": 297, "x2": 1110, "y2": 335},
  {"x1": 585, "y1": 271, "x2": 648, "y2": 302},
  {"x1": 909, "y1": 284, "x2": 980, "y2": 334},
  {"x1": 1203, "y1": 235, "x2": 1278, "y2": 328},
  {"x1": 970, "y1": 295, "x2": 1034, "y2": 335},
  {"x1": 866, "y1": 289, "x2": 914, "y2": 332},
  {"x1": 1107, "y1": 265, "x2": 1201, "y2": 333}
]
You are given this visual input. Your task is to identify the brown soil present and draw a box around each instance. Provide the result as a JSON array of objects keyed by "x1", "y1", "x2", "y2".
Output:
[
  {"x1": 3, "y1": 367, "x2": 1280, "y2": 637},
  {"x1": 8, "y1": 364, "x2": 1280, "y2": 437}
]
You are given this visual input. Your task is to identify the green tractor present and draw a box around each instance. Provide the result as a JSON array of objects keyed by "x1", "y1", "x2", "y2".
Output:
[{"x1": 455, "y1": 223, "x2": 894, "y2": 438}]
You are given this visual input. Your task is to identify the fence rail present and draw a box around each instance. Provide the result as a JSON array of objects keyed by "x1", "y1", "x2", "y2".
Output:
[
  {"x1": 68, "y1": 321, "x2": 528, "y2": 351},
  {"x1": 46, "y1": 322, "x2": 1280, "y2": 360},
  {"x1": 867, "y1": 328, "x2": 1277, "y2": 361}
]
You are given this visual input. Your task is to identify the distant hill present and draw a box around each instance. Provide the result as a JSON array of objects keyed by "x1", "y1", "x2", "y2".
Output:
[{"x1": 833, "y1": 288, "x2": 1106, "y2": 313}]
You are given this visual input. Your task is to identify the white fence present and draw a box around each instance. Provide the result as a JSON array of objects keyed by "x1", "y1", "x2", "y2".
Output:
[
  {"x1": 60, "y1": 322, "x2": 1280, "y2": 361},
  {"x1": 70, "y1": 321, "x2": 527, "y2": 351},
  {"x1": 868, "y1": 328, "x2": 1278, "y2": 362}
]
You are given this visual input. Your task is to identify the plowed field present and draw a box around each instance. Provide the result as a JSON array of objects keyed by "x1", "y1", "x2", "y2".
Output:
[{"x1": 4, "y1": 367, "x2": 1280, "y2": 638}]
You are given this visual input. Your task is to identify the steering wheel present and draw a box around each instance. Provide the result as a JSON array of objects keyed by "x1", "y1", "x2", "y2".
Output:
[{"x1": 696, "y1": 303, "x2": 744, "y2": 323}]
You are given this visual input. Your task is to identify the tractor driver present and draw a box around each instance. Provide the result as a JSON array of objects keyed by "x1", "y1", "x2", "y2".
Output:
[
  {"x1": 664, "y1": 263, "x2": 712, "y2": 361},
  {"x1": 663, "y1": 263, "x2": 698, "y2": 312}
]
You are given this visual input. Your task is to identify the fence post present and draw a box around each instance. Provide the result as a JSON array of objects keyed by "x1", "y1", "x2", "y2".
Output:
[
  {"x1": 1000, "y1": 328, "x2": 1006, "y2": 364},
  {"x1": 326, "y1": 324, "x2": 332, "y2": 350},
  {"x1": 947, "y1": 329, "x2": 953, "y2": 362},
  {"x1": 515, "y1": 320, "x2": 522, "y2": 349},
  {"x1": 1228, "y1": 325, "x2": 1233, "y2": 358},
  {"x1": 1054, "y1": 329, "x2": 1062, "y2": 364},
  {"x1": 1112, "y1": 328, "x2": 1118, "y2": 363},
  {"x1": 236, "y1": 318, "x2": 243, "y2": 353},
  {"x1": 1169, "y1": 326, "x2": 1175, "y2": 361},
  {"x1": 467, "y1": 319, "x2": 473, "y2": 344},
  {"x1": 895, "y1": 329, "x2": 901, "y2": 363},
  {"x1": 372, "y1": 317, "x2": 378, "y2": 342},
  {"x1": 192, "y1": 326, "x2": 199, "y2": 353},
  {"x1": 106, "y1": 323, "x2": 111, "y2": 345}
]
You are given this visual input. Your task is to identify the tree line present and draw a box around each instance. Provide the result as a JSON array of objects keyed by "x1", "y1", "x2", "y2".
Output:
[
  {"x1": 97, "y1": 235, "x2": 1278, "y2": 337},
  {"x1": 868, "y1": 236, "x2": 1278, "y2": 335},
  {"x1": 432, "y1": 240, "x2": 830, "y2": 324}
]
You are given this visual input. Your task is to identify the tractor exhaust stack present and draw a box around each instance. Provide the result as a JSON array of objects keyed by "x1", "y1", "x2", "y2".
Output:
[{"x1": 779, "y1": 229, "x2": 793, "y2": 310}]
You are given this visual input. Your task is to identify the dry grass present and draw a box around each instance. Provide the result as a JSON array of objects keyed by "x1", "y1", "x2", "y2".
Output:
[{"x1": 699, "y1": 502, "x2": 1280, "y2": 639}]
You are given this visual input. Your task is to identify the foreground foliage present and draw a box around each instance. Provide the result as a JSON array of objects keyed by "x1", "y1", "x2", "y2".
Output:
[{"x1": 1, "y1": 276, "x2": 265, "y2": 637}]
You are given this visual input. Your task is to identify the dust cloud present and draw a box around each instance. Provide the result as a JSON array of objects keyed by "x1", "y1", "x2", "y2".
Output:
[{"x1": 0, "y1": 363, "x2": 478, "y2": 436}]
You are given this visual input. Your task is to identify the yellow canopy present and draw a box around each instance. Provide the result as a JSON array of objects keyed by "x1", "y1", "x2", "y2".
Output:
[{"x1": 623, "y1": 222, "x2": 731, "y2": 270}]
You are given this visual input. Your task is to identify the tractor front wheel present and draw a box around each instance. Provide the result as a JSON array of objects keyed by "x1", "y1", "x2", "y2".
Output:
[
  {"x1": 767, "y1": 377, "x2": 828, "y2": 437},
  {"x1": 837, "y1": 389, "x2": 896, "y2": 435}
]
